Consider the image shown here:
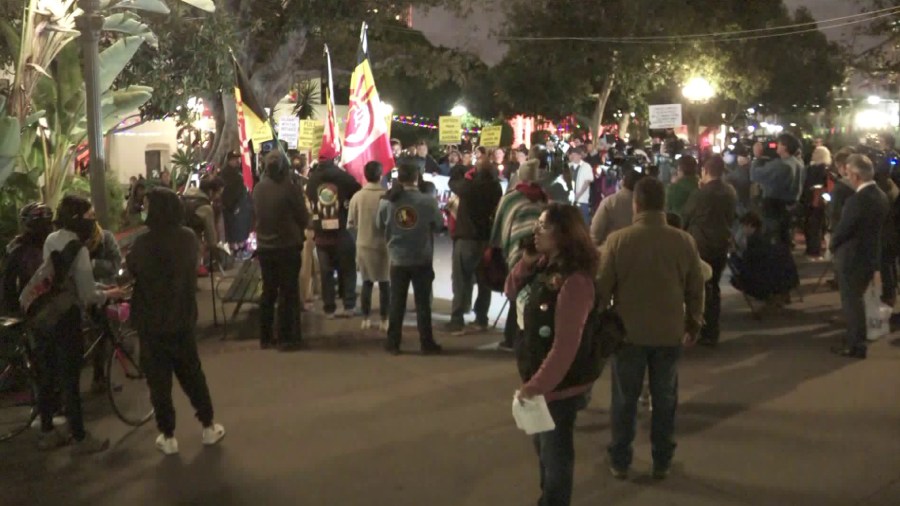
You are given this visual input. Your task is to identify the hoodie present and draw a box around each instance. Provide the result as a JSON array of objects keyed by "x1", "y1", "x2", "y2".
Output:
[
  {"x1": 490, "y1": 182, "x2": 548, "y2": 267},
  {"x1": 306, "y1": 160, "x2": 362, "y2": 246},
  {"x1": 449, "y1": 168, "x2": 503, "y2": 241}
]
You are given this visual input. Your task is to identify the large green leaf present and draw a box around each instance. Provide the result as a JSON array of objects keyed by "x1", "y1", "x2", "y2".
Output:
[
  {"x1": 0, "y1": 19, "x2": 20, "y2": 61},
  {"x1": 111, "y1": 0, "x2": 171, "y2": 15},
  {"x1": 103, "y1": 12, "x2": 158, "y2": 49},
  {"x1": 72, "y1": 86, "x2": 153, "y2": 140},
  {"x1": 176, "y1": 0, "x2": 215, "y2": 13},
  {"x1": 0, "y1": 116, "x2": 21, "y2": 187},
  {"x1": 98, "y1": 36, "x2": 146, "y2": 93}
]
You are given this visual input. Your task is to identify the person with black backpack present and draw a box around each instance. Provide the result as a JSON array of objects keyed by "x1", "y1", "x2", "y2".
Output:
[
  {"x1": 182, "y1": 176, "x2": 224, "y2": 277},
  {"x1": 1, "y1": 203, "x2": 54, "y2": 315},
  {"x1": 33, "y1": 195, "x2": 125, "y2": 454}
]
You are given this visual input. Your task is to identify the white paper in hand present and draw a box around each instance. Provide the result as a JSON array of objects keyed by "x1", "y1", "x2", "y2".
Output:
[{"x1": 512, "y1": 391, "x2": 556, "y2": 435}]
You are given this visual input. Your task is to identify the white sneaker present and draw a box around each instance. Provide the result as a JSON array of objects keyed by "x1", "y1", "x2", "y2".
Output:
[
  {"x1": 155, "y1": 434, "x2": 179, "y2": 455},
  {"x1": 201, "y1": 423, "x2": 226, "y2": 446},
  {"x1": 31, "y1": 415, "x2": 66, "y2": 430},
  {"x1": 379, "y1": 319, "x2": 389, "y2": 332},
  {"x1": 361, "y1": 319, "x2": 372, "y2": 330}
]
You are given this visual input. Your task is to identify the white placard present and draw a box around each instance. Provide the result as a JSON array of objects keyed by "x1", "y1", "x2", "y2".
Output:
[
  {"x1": 649, "y1": 104, "x2": 683, "y2": 130},
  {"x1": 278, "y1": 117, "x2": 301, "y2": 149}
]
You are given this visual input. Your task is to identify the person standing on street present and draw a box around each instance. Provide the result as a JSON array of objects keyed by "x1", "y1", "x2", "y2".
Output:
[
  {"x1": 682, "y1": 155, "x2": 738, "y2": 347},
  {"x1": 376, "y1": 161, "x2": 444, "y2": 355},
  {"x1": 598, "y1": 177, "x2": 705, "y2": 480},
  {"x1": 348, "y1": 161, "x2": 391, "y2": 332},
  {"x1": 665, "y1": 155, "x2": 700, "y2": 217},
  {"x1": 253, "y1": 151, "x2": 310, "y2": 351},
  {"x1": 221, "y1": 151, "x2": 253, "y2": 259},
  {"x1": 751, "y1": 133, "x2": 804, "y2": 246},
  {"x1": 446, "y1": 158, "x2": 503, "y2": 334},
  {"x1": 506, "y1": 204, "x2": 600, "y2": 506},
  {"x1": 829, "y1": 155, "x2": 890, "y2": 359},
  {"x1": 591, "y1": 169, "x2": 644, "y2": 246},
  {"x1": 568, "y1": 147, "x2": 595, "y2": 224},
  {"x1": 128, "y1": 188, "x2": 225, "y2": 455},
  {"x1": 307, "y1": 155, "x2": 362, "y2": 318}
]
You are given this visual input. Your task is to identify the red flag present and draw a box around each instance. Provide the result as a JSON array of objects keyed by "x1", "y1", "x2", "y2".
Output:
[
  {"x1": 319, "y1": 44, "x2": 341, "y2": 161},
  {"x1": 342, "y1": 22, "x2": 395, "y2": 184}
]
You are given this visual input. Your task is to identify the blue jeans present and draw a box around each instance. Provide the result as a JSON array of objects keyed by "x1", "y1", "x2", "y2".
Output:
[
  {"x1": 532, "y1": 394, "x2": 585, "y2": 506},
  {"x1": 609, "y1": 345, "x2": 681, "y2": 470},
  {"x1": 577, "y1": 203, "x2": 591, "y2": 225}
]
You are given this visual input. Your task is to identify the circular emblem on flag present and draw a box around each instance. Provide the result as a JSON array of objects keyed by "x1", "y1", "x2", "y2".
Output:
[
  {"x1": 344, "y1": 94, "x2": 376, "y2": 148},
  {"x1": 394, "y1": 206, "x2": 418, "y2": 230}
]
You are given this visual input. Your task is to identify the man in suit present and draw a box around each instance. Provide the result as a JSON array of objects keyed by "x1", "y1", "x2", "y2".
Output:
[{"x1": 829, "y1": 154, "x2": 890, "y2": 359}]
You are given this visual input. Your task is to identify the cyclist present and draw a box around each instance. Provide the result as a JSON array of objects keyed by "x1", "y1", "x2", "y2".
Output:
[
  {"x1": 127, "y1": 187, "x2": 225, "y2": 455},
  {"x1": 1, "y1": 203, "x2": 53, "y2": 315},
  {"x1": 35, "y1": 195, "x2": 125, "y2": 454},
  {"x1": 85, "y1": 222, "x2": 123, "y2": 393}
]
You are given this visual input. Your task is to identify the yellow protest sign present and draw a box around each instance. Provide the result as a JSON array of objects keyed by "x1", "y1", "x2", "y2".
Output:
[
  {"x1": 480, "y1": 125, "x2": 503, "y2": 148},
  {"x1": 439, "y1": 116, "x2": 462, "y2": 145},
  {"x1": 298, "y1": 119, "x2": 324, "y2": 149}
]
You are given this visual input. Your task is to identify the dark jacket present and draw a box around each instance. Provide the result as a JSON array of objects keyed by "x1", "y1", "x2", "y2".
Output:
[
  {"x1": 830, "y1": 178, "x2": 855, "y2": 230},
  {"x1": 414, "y1": 155, "x2": 441, "y2": 175},
  {"x1": 127, "y1": 190, "x2": 200, "y2": 337},
  {"x1": 724, "y1": 163, "x2": 751, "y2": 213},
  {"x1": 682, "y1": 179, "x2": 738, "y2": 260},
  {"x1": 221, "y1": 165, "x2": 253, "y2": 244},
  {"x1": 253, "y1": 173, "x2": 310, "y2": 251},
  {"x1": 830, "y1": 183, "x2": 890, "y2": 281},
  {"x1": 449, "y1": 169, "x2": 502, "y2": 241},
  {"x1": 1, "y1": 235, "x2": 44, "y2": 315},
  {"x1": 730, "y1": 230, "x2": 799, "y2": 300},
  {"x1": 666, "y1": 175, "x2": 700, "y2": 216},
  {"x1": 306, "y1": 161, "x2": 362, "y2": 246}
]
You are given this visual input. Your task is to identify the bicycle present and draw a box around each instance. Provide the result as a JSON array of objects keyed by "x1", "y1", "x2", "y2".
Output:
[{"x1": 0, "y1": 300, "x2": 154, "y2": 442}]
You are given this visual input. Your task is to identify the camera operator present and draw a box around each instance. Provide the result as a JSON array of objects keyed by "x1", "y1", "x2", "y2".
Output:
[{"x1": 751, "y1": 133, "x2": 804, "y2": 246}]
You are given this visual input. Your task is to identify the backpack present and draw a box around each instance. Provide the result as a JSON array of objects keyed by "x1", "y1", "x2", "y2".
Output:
[
  {"x1": 181, "y1": 195, "x2": 207, "y2": 236},
  {"x1": 19, "y1": 240, "x2": 83, "y2": 333}
]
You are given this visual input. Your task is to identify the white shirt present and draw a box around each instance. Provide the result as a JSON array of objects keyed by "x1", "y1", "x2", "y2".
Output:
[
  {"x1": 570, "y1": 161, "x2": 594, "y2": 205},
  {"x1": 856, "y1": 180, "x2": 877, "y2": 193}
]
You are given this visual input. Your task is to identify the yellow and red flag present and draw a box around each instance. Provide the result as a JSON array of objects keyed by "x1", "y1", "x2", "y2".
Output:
[
  {"x1": 233, "y1": 54, "x2": 274, "y2": 189},
  {"x1": 342, "y1": 22, "x2": 395, "y2": 184},
  {"x1": 319, "y1": 44, "x2": 342, "y2": 161}
]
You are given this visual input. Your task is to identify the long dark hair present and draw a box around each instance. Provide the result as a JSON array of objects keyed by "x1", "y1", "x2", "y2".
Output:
[
  {"x1": 145, "y1": 187, "x2": 184, "y2": 231},
  {"x1": 543, "y1": 203, "x2": 598, "y2": 276}
]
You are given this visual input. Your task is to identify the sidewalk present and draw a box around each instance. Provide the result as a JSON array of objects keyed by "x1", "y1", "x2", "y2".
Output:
[{"x1": 2, "y1": 257, "x2": 900, "y2": 506}]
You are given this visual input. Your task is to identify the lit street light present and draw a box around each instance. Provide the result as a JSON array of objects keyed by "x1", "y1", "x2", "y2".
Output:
[
  {"x1": 682, "y1": 76, "x2": 715, "y2": 103},
  {"x1": 450, "y1": 105, "x2": 468, "y2": 117},
  {"x1": 867, "y1": 95, "x2": 882, "y2": 106}
]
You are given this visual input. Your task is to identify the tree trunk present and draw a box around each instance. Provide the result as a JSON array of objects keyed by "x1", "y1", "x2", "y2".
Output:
[
  {"x1": 209, "y1": 92, "x2": 239, "y2": 168},
  {"x1": 593, "y1": 73, "x2": 615, "y2": 141},
  {"x1": 618, "y1": 112, "x2": 631, "y2": 140}
]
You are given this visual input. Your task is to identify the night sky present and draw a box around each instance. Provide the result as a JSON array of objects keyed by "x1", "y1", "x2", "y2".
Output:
[{"x1": 413, "y1": 1, "x2": 866, "y2": 66}]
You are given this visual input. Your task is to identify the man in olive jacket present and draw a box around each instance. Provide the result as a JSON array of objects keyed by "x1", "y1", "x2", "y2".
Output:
[
  {"x1": 682, "y1": 155, "x2": 738, "y2": 347},
  {"x1": 597, "y1": 177, "x2": 705, "y2": 480}
]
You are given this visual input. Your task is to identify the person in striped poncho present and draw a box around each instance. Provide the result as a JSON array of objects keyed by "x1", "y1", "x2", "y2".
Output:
[{"x1": 490, "y1": 158, "x2": 548, "y2": 349}]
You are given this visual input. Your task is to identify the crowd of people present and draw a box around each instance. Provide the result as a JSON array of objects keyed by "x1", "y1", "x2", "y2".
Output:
[{"x1": 1, "y1": 125, "x2": 896, "y2": 506}]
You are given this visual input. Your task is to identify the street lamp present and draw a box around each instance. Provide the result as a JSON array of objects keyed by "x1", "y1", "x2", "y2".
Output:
[
  {"x1": 682, "y1": 76, "x2": 715, "y2": 103},
  {"x1": 450, "y1": 105, "x2": 468, "y2": 117},
  {"x1": 867, "y1": 95, "x2": 882, "y2": 106}
]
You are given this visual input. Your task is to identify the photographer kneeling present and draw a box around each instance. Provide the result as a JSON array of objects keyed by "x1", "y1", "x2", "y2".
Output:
[{"x1": 506, "y1": 203, "x2": 599, "y2": 506}]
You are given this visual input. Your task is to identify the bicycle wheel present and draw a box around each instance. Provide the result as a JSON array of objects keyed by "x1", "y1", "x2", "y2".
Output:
[
  {"x1": 0, "y1": 356, "x2": 38, "y2": 442},
  {"x1": 106, "y1": 330, "x2": 153, "y2": 426}
]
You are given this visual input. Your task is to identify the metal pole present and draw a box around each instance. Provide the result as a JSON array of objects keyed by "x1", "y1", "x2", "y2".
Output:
[{"x1": 77, "y1": 0, "x2": 110, "y2": 228}]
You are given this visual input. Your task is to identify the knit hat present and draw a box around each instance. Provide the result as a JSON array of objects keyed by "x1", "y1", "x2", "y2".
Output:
[{"x1": 518, "y1": 159, "x2": 540, "y2": 183}]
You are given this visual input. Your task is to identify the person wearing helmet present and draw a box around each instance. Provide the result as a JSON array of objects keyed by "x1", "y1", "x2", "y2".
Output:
[{"x1": 1, "y1": 203, "x2": 54, "y2": 315}]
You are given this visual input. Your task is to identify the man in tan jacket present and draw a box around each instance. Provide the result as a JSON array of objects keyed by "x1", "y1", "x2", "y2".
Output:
[{"x1": 597, "y1": 177, "x2": 705, "y2": 480}]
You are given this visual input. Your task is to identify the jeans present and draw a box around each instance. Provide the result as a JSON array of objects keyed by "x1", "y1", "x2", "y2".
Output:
[
  {"x1": 450, "y1": 239, "x2": 491, "y2": 325},
  {"x1": 701, "y1": 255, "x2": 727, "y2": 343},
  {"x1": 837, "y1": 267, "x2": 870, "y2": 351},
  {"x1": 34, "y1": 307, "x2": 86, "y2": 439},
  {"x1": 577, "y1": 203, "x2": 591, "y2": 225},
  {"x1": 258, "y1": 247, "x2": 303, "y2": 345},
  {"x1": 140, "y1": 331, "x2": 215, "y2": 437},
  {"x1": 609, "y1": 344, "x2": 681, "y2": 470},
  {"x1": 532, "y1": 394, "x2": 584, "y2": 506},
  {"x1": 317, "y1": 232, "x2": 357, "y2": 314},
  {"x1": 387, "y1": 264, "x2": 436, "y2": 349},
  {"x1": 361, "y1": 280, "x2": 390, "y2": 320}
]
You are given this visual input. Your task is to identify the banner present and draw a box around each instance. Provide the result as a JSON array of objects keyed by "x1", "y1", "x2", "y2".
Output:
[
  {"x1": 480, "y1": 125, "x2": 503, "y2": 148},
  {"x1": 278, "y1": 117, "x2": 300, "y2": 149},
  {"x1": 298, "y1": 119, "x2": 324, "y2": 149},
  {"x1": 649, "y1": 104, "x2": 683, "y2": 130},
  {"x1": 439, "y1": 116, "x2": 462, "y2": 145},
  {"x1": 342, "y1": 22, "x2": 396, "y2": 184}
]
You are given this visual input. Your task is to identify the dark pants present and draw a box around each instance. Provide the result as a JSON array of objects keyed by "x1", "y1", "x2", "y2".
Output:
[
  {"x1": 609, "y1": 345, "x2": 681, "y2": 470},
  {"x1": 762, "y1": 198, "x2": 792, "y2": 246},
  {"x1": 881, "y1": 250, "x2": 898, "y2": 305},
  {"x1": 450, "y1": 239, "x2": 491, "y2": 325},
  {"x1": 577, "y1": 203, "x2": 591, "y2": 225},
  {"x1": 503, "y1": 301, "x2": 519, "y2": 348},
  {"x1": 701, "y1": 255, "x2": 727, "y2": 344},
  {"x1": 141, "y1": 331, "x2": 214, "y2": 438},
  {"x1": 837, "y1": 267, "x2": 871, "y2": 352},
  {"x1": 34, "y1": 308, "x2": 85, "y2": 439},
  {"x1": 317, "y1": 233, "x2": 357, "y2": 314},
  {"x1": 387, "y1": 265, "x2": 436, "y2": 349},
  {"x1": 804, "y1": 206, "x2": 826, "y2": 256},
  {"x1": 258, "y1": 247, "x2": 302, "y2": 345},
  {"x1": 361, "y1": 280, "x2": 390, "y2": 320},
  {"x1": 532, "y1": 394, "x2": 584, "y2": 506}
]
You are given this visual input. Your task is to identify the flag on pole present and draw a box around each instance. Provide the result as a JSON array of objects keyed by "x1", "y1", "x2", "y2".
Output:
[
  {"x1": 319, "y1": 44, "x2": 342, "y2": 161},
  {"x1": 342, "y1": 22, "x2": 395, "y2": 184},
  {"x1": 232, "y1": 53, "x2": 274, "y2": 189}
]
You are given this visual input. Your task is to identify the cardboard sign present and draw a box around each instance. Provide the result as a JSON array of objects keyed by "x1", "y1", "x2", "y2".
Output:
[
  {"x1": 480, "y1": 125, "x2": 503, "y2": 147},
  {"x1": 278, "y1": 117, "x2": 301, "y2": 149},
  {"x1": 649, "y1": 104, "x2": 683, "y2": 130},
  {"x1": 439, "y1": 116, "x2": 462, "y2": 145},
  {"x1": 298, "y1": 119, "x2": 324, "y2": 149}
]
